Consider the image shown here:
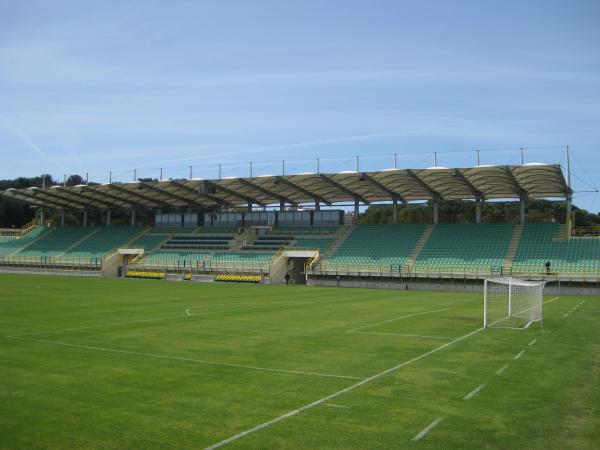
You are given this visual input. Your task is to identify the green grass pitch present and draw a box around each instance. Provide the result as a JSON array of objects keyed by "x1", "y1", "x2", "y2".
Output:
[{"x1": 1, "y1": 273, "x2": 599, "y2": 449}]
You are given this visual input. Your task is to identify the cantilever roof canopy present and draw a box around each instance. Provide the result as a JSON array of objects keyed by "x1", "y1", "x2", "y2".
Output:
[{"x1": 0, "y1": 164, "x2": 570, "y2": 211}]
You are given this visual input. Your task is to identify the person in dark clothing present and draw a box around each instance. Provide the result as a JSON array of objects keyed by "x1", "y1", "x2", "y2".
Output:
[
  {"x1": 545, "y1": 260, "x2": 551, "y2": 274},
  {"x1": 284, "y1": 273, "x2": 290, "y2": 285}
]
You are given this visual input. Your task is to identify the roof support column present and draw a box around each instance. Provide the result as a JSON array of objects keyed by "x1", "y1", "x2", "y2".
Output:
[
  {"x1": 354, "y1": 199, "x2": 360, "y2": 225},
  {"x1": 106, "y1": 209, "x2": 112, "y2": 226},
  {"x1": 476, "y1": 198, "x2": 482, "y2": 224},
  {"x1": 392, "y1": 198, "x2": 398, "y2": 224},
  {"x1": 520, "y1": 198, "x2": 526, "y2": 225},
  {"x1": 60, "y1": 210, "x2": 65, "y2": 227},
  {"x1": 40, "y1": 209, "x2": 45, "y2": 226},
  {"x1": 566, "y1": 194, "x2": 572, "y2": 240},
  {"x1": 433, "y1": 200, "x2": 439, "y2": 225},
  {"x1": 83, "y1": 210, "x2": 88, "y2": 227},
  {"x1": 131, "y1": 209, "x2": 136, "y2": 226}
]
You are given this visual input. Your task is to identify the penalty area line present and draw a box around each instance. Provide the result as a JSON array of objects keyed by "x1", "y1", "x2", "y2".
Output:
[
  {"x1": 324, "y1": 403, "x2": 350, "y2": 409},
  {"x1": 412, "y1": 417, "x2": 444, "y2": 442},
  {"x1": 349, "y1": 331, "x2": 455, "y2": 340},
  {"x1": 463, "y1": 383, "x2": 486, "y2": 400},
  {"x1": 495, "y1": 363, "x2": 509, "y2": 375},
  {"x1": 347, "y1": 307, "x2": 452, "y2": 333},
  {"x1": 203, "y1": 326, "x2": 485, "y2": 449}
]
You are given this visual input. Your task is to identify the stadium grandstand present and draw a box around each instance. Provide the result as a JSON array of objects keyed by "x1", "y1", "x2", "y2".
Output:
[{"x1": 1, "y1": 160, "x2": 598, "y2": 290}]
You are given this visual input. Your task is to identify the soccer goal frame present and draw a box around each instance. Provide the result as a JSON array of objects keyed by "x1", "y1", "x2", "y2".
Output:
[{"x1": 484, "y1": 277, "x2": 545, "y2": 331}]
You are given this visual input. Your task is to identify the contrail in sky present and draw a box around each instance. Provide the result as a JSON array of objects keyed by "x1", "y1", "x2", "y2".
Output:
[{"x1": 1, "y1": 119, "x2": 68, "y2": 173}]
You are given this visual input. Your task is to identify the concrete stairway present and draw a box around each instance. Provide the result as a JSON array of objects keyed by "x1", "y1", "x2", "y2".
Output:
[
  {"x1": 319, "y1": 224, "x2": 355, "y2": 260},
  {"x1": 502, "y1": 224, "x2": 523, "y2": 268},
  {"x1": 7, "y1": 228, "x2": 52, "y2": 257},
  {"x1": 402, "y1": 225, "x2": 434, "y2": 272},
  {"x1": 305, "y1": 224, "x2": 354, "y2": 271}
]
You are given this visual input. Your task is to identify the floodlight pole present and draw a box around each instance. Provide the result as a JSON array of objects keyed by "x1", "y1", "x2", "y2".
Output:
[
  {"x1": 434, "y1": 152, "x2": 438, "y2": 166},
  {"x1": 520, "y1": 147, "x2": 524, "y2": 165},
  {"x1": 40, "y1": 175, "x2": 46, "y2": 226},
  {"x1": 109, "y1": 171, "x2": 112, "y2": 183},
  {"x1": 249, "y1": 161, "x2": 253, "y2": 179},
  {"x1": 189, "y1": 166, "x2": 192, "y2": 180},
  {"x1": 356, "y1": 155, "x2": 360, "y2": 172},
  {"x1": 316, "y1": 158, "x2": 320, "y2": 174},
  {"x1": 160, "y1": 168, "x2": 163, "y2": 181},
  {"x1": 85, "y1": 172, "x2": 89, "y2": 185},
  {"x1": 476, "y1": 149, "x2": 480, "y2": 166},
  {"x1": 566, "y1": 146, "x2": 572, "y2": 239},
  {"x1": 133, "y1": 169, "x2": 137, "y2": 182},
  {"x1": 218, "y1": 164, "x2": 222, "y2": 180},
  {"x1": 394, "y1": 153, "x2": 398, "y2": 169},
  {"x1": 63, "y1": 174, "x2": 66, "y2": 188},
  {"x1": 282, "y1": 160, "x2": 285, "y2": 176}
]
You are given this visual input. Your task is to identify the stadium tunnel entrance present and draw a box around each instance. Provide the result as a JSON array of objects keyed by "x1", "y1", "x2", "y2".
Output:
[{"x1": 273, "y1": 250, "x2": 318, "y2": 285}]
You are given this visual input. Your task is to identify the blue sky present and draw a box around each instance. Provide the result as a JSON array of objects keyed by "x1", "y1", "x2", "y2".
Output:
[{"x1": 1, "y1": 0, "x2": 599, "y2": 210}]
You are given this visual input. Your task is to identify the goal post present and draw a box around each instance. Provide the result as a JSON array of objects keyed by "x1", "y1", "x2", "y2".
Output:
[{"x1": 484, "y1": 277, "x2": 545, "y2": 330}]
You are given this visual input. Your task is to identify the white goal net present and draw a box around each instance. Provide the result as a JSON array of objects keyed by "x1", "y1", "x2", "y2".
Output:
[{"x1": 484, "y1": 277, "x2": 544, "y2": 329}]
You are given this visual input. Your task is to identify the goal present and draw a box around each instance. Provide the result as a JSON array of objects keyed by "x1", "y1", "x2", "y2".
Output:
[{"x1": 484, "y1": 277, "x2": 544, "y2": 329}]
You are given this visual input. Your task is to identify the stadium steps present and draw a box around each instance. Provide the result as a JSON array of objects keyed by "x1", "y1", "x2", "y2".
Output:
[
  {"x1": 402, "y1": 224, "x2": 434, "y2": 272},
  {"x1": 319, "y1": 224, "x2": 355, "y2": 260},
  {"x1": 502, "y1": 224, "x2": 523, "y2": 269},
  {"x1": 5, "y1": 227, "x2": 51, "y2": 257},
  {"x1": 307, "y1": 224, "x2": 354, "y2": 270},
  {"x1": 236, "y1": 228, "x2": 256, "y2": 250},
  {"x1": 57, "y1": 227, "x2": 102, "y2": 257},
  {"x1": 121, "y1": 227, "x2": 151, "y2": 248},
  {"x1": 555, "y1": 224, "x2": 568, "y2": 241}
]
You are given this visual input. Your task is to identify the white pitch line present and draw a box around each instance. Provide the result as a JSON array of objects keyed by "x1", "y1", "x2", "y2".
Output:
[
  {"x1": 324, "y1": 403, "x2": 350, "y2": 409},
  {"x1": 349, "y1": 331, "x2": 455, "y2": 340},
  {"x1": 203, "y1": 326, "x2": 485, "y2": 450},
  {"x1": 347, "y1": 308, "x2": 452, "y2": 333},
  {"x1": 464, "y1": 383, "x2": 486, "y2": 400},
  {"x1": 562, "y1": 300, "x2": 586, "y2": 319},
  {"x1": 412, "y1": 417, "x2": 444, "y2": 442},
  {"x1": 514, "y1": 350, "x2": 525, "y2": 360},
  {"x1": 528, "y1": 339, "x2": 537, "y2": 347},
  {"x1": 495, "y1": 363, "x2": 510, "y2": 375},
  {"x1": 6, "y1": 314, "x2": 189, "y2": 338},
  {"x1": 6, "y1": 336, "x2": 362, "y2": 381},
  {"x1": 9, "y1": 295, "x2": 367, "y2": 338}
]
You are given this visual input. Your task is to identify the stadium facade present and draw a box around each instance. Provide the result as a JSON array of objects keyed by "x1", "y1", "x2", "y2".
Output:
[{"x1": 1, "y1": 162, "x2": 598, "y2": 292}]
